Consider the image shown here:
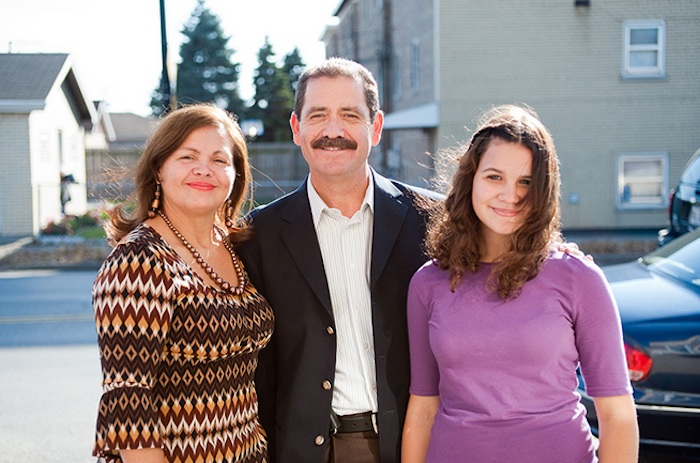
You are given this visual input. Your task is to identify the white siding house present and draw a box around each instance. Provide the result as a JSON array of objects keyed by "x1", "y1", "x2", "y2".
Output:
[{"x1": 0, "y1": 53, "x2": 95, "y2": 237}]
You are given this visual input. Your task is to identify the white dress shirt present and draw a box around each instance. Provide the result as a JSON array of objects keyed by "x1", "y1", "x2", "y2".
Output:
[{"x1": 307, "y1": 176, "x2": 378, "y2": 416}]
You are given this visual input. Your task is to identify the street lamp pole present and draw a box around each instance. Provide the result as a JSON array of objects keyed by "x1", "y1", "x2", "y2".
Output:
[{"x1": 159, "y1": 0, "x2": 172, "y2": 113}]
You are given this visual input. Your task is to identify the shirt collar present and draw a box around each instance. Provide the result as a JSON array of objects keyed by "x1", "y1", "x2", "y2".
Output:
[{"x1": 307, "y1": 174, "x2": 375, "y2": 228}]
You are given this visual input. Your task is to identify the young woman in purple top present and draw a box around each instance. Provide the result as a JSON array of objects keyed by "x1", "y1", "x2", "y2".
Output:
[{"x1": 402, "y1": 105, "x2": 639, "y2": 463}]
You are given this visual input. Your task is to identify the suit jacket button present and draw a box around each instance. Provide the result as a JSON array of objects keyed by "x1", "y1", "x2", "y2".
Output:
[
  {"x1": 315, "y1": 435, "x2": 325, "y2": 446},
  {"x1": 322, "y1": 380, "x2": 332, "y2": 390},
  {"x1": 326, "y1": 326, "x2": 334, "y2": 335}
]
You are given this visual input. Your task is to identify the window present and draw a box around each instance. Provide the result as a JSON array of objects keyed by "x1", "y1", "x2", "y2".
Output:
[
  {"x1": 617, "y1": 153, "x2": 668, "y2": 209},
  {"x1": 623, "y1": 20, "x2": 665, "y2": 78},
  {"x1": 392, "y1": 52, "x2": 402, "y2": 100},
  {"x1": 410, "y1": 41, "x2": 420, "y2": 92},
  {"x1": 377, "y1": 65, "x2": 386, "y2": 108}
]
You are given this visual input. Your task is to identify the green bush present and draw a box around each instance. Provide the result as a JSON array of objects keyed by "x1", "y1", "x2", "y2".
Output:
[{"x1": 78, "y1": 226, "x2": 106, "y2": 239}]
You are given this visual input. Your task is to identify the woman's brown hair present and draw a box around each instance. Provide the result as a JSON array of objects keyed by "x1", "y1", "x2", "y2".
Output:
[
  {"x1": 426, "y1": 105, "x2": 562, "y2": 299},
  {"x1": 104, "y1": 103, "x2": 252, "y2": 246}
]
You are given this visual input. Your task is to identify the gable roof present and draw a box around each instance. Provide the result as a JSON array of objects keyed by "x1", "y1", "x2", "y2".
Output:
[
  {"x1": 0, "y1": 53, "x2": 68, "y2": 100},
  {"x1": 0, "y1": 53, "x2": 95, "y2": 128},
  {"x1": 107, "y1": 112, "x2": 157, "y2": 152}
]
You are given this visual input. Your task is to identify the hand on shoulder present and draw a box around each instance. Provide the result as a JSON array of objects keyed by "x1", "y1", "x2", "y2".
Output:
[{"x1": 556, "y1": 241, "x2": 594, "y2": 262}]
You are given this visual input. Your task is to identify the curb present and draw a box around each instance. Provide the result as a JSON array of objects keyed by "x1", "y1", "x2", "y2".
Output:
[{"x1": 0, "y1": 237, "x2": 33, "y2": 261}]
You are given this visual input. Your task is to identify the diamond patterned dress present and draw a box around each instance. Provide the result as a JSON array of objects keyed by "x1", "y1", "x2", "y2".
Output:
[{"x1": 92, "y1": 224, "x2": 274, "y2": 462}]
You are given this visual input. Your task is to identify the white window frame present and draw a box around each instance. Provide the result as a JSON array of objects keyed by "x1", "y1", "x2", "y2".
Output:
[
  {"x1": 622, "y1": 20, "x2": 666, "y2": 78},
  {"x1": 616, "y1": 152, "x2": 668, "y2": 210}
]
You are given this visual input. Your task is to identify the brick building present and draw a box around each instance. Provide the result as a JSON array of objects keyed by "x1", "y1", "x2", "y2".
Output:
[{"x1": 323, "y1": 0, "x2": 700, "y2": 230}]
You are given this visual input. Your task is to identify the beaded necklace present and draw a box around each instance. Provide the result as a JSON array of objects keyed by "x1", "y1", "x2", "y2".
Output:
[{"x1": 156, "y1": 209, "x2": 247, "y2": 295}]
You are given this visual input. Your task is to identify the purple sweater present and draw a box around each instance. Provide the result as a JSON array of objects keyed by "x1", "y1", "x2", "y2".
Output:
[{"x1": 407, "y1": 251, "x2": 632, "y2": 463}]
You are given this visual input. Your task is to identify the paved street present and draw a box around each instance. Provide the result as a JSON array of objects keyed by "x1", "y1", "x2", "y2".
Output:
[
  {"x1": 0, "y1": 269, "x2": 101, "y2": 463},
  {"x1": 0, "y1": 269, "x2": 97, "y2": 347},
  {"x1": 0, "y1": 345, "x2": 101, "y2": 463}
]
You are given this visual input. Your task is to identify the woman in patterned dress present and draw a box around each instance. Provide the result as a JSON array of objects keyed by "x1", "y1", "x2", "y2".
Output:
[{"x1": 92, "y1": 103, "x2": 274, "y2": 463}]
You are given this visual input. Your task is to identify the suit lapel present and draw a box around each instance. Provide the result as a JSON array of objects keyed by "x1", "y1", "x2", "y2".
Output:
[
  {"x1": 371, "y1": 174, "x2": 408, "y2": 288},
  {"x1": 280, "y1": 184, "x2": 334, "y2": 316},
  {"x1": 278, "y1": 175, "x2": 408, "y2": 314}
]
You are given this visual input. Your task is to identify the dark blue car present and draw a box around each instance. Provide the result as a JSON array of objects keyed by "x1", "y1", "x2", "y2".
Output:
[{"x1": 578, "y1": 228, "x2": 700, "y2": 459}]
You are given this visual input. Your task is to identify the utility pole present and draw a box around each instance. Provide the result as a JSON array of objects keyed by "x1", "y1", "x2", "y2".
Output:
[
  {"x1": 159, "y1": 0, "x2": 172, "y2": 113},
  {"x1": 380, "y1": 0, "x2": 393, "y2": 174}
]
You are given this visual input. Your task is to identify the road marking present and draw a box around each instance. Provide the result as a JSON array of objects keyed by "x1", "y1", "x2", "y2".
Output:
[
  {"x1": 0, "y1": 269, "x2": 60, "y2": 279},
  {"x1": 0, "y1": 313, "x2": 94, "y2": 324}
]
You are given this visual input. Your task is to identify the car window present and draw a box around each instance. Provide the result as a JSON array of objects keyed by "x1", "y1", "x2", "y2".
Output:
[{"x1": 643, "y1": 228, "x2": 700, "y2": 287}]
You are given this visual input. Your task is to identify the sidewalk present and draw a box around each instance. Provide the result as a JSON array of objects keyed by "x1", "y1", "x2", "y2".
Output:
[
  {"x1": 0, "y1": 236, "x2": 109, "y2": 271},
  {"x1": 0, "y1": 237, "x2": 32, "y2": 262},
  {"x1": 562, "y1": 228, "x2": 658, "y2": 265},
  {"x1": 0, "y1": 344, "x2": 102, "y2": 463}
]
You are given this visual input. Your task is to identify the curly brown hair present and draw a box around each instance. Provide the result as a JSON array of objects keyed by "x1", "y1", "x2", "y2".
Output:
[
  {"x1": 426, "y1": 105, "x2": 562, "y2": 299},
  {"x1": 104, "y1": 103, "x2": 252, "y2": 246}
]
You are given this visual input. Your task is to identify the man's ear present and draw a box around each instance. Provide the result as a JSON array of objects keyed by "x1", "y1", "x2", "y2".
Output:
[
  {"x1": 290, "y1": 112, "x2": 301, "y2": 146},
  {"x1": 371, "y1": 111, "x2": 384, "y2": 146}
]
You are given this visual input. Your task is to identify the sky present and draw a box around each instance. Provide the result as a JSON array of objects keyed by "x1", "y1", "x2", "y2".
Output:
[{"x1": 0, "y1": 0, "x2": 340, "y2": 116}]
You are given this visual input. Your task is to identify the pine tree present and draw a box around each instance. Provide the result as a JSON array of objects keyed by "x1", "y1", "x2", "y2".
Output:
[
  {"x1": 282, "y1": 47, "x2": 306, "y2": 96},
  {"x1": 149, "y1": 0, "x2": 244, "y2": 117},
  {"x1": 248, "y1": 37, "x2": 295, "y2": 142}
]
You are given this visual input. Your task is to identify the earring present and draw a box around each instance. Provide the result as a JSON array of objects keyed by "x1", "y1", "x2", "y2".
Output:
[
  {"x1": 147, "y1": 183, "x2": 161, "y2": 218},
  {"x1": 225, "y1": 199, "x2": 235, "y2": 229}
]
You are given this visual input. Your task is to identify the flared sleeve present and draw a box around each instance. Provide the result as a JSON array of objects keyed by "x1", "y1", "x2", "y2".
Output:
[{"x1": 92, "y1": 236, "x2": 174, "y2": 460}]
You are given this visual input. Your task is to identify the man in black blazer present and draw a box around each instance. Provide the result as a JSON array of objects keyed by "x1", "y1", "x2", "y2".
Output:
[{"x1": 237, "y1": 58, "x2": 440, "y2": 463}]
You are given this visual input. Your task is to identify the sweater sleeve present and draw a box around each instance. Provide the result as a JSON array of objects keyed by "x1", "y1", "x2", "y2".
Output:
[
  {"x1": 407, "y1": 265, "x2": 441, "y2": 396},
  {"x1": 570, "y1": 259, "x2": 633, "y2": 397},
  {"x1": 92, "y1": 239, "x2": 173, "y2": 458}
]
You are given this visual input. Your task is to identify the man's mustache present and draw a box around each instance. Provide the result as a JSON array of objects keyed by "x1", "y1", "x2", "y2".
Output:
[{"x1": 311, "y1": 137, "x2": 358, "y2": 150}]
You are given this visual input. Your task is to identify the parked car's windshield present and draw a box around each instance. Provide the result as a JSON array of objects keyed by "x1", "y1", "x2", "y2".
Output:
[
  {"x1": 681, "y1": 151, "x2": 700, "y2": 185},
  {"x1": 642, "y1": 228, "x2": 700, "y2": 288}
]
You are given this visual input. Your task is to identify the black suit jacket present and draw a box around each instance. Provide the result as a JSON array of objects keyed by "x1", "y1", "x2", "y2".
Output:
[{"x1": 237, "y1": 172, "x2": 437, "y2": 463}]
